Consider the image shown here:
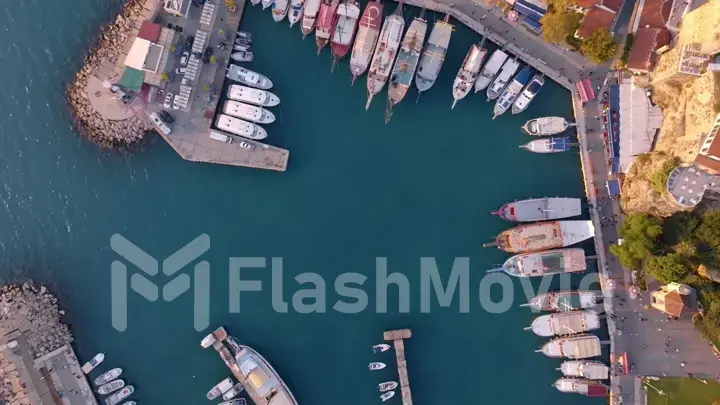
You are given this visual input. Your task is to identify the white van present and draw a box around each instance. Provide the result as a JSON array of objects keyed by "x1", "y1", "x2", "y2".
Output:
[
  {"x1": 148, "y1": 112, "x2": 171, "y2": 135},
  {"x1": 210, "y1": 131, "x2": 233, "y2": 143}
]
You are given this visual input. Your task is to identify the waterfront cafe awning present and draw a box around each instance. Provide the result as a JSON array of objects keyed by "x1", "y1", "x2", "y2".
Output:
[
  {"x1": 117, "y1": 67, "x2": 145, "y2": 92},
  {"x1": 606, "y1": 179, "x2": 621, "y2": 196},
  {"x1": 576, "y1": 79, "x2": 595, "y2": 103}
]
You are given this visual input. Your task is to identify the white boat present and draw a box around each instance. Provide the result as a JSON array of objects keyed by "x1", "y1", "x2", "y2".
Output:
[
  {"x1": 365, "y1": 3, "x2": 405, "y2": 110},
  {"x1": 520, "y1": 137, "x2": 571, "y2": 154},
  {"x1": 262, "y1": 0, "x2": 274, "y2": 10},
  {"x1": 538, "y1": 334, "x2": 601, "y2": 359},
  {"x1": 235, "y1": 37, "x2": 252, "y2": 46},
  {"x1": 228, "y1": 85, "x2": 280, "y2": 107},
  {"x1": 288, "y1": 0, "x2": 305, "y2": 26},
  {"x1": 272, "y1": 0, "x2": 290, "y2": 22},
  {"x1": 521, "y1": 290, "x2": 601, "y2": 312},
  {"x1": 94, "y1": 368, "x2": 122, "y2": 386},
  {"x1": 201, "y1": 332, "x2": 217, "y2": 348},
  {"x1": 451, "y1": 43, "x2": 486, "y2": 109},
  {"x1": 301, "y1": 0, "x2": 322, "y2": 37},
  {"x1": 368, "y1": 362, "x2": 386, "y2": 370},
  {"x1": 82, "y1": 353, "x2": 105, "y2": 374},
  {"x1": 526, "y1": 310, "x2": 601, "y2": 337},
  {"x1": 372, "y1": 343, "x2": 391, "y2": 353},
  {"x1": 415, "y1": 14, "x2": 453, "y2": 94},
  {"x1": 522, "y1": 116, "x2": 573, "y2": 136},
  {"x1": 349, "y1": 1, "x2": 383, "y2": 84},
  {"x1": 207, "y1": 377, "x2": 234, "y2": 400},
  {"x1": 493, "y1": 66, "x2": 533, "y2": 119},
  {"x1": 380, "y1": 391, "x2": 395, "y2": 402},
  {"x1": 119, "y1": 402, "x2": 136, "y2": 405},
  {"x1": 484, "y1": 221, "x2": 595, "y2": 254},
  {"x1": 98, "y1": 379, "x2": 125, "y2": 395},
  {"x1": 474, "y1": 49, "x2": 507, "y2": 92},
  {"x1": 105, "y1": 385, "x2": 134, "y2": 405},
  {"x1": 559, "y1": 360, "x2": 610, "y2": 380},
  {"x1": 554, "y1": 378, "x2": 609, "y2": 397},
  {"x1": 512, "y1": 74, "x2": 545, "y2": 114},
  {"x1": 234, "y1": 44, "x2": 251, "y2": 52},
  {"x1": 486, "y1": 248, "x2": 587, "y2": 278},
  {"x1": 378, "y1": 381, "x2": 398, "y2": 391},
  {"x1": 220, "y1": 400, "x2": 247, "y2": 405},
  {"x1": 216, "y1": 115, "x2": 268, "y2": 140},
  {"x1": 233, "y1": 344, "x2": 299, "y2": 405},
  {"x1": 236, "y1": 31, "x2": 252, "y2": 39},
  {"x1": 222, "y1": 383, "x2": 245, "y2": 401},
  {"x1": 492, "y1": 197, "x2": 583, "y2": 222},
  {"x1": 231, "y1": 52, "x2": 254, "y2": 62},
  {"x1": 486, "y1": 58, "x2": 519, "y2": 101},
  {"x1": 223, "y1": 101, "x2": 276, "y2": 124},
  {"x1": 226, "y1": 65, "x2": 273, "y2": 89}
]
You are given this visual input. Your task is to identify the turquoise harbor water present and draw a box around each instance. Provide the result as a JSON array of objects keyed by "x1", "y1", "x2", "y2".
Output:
[{"x1": 0, "y1": 1, "x2": 604, "y2": 404}]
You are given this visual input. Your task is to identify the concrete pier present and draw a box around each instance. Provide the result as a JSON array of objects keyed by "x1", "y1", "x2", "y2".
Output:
[{"x1": 383, "y1": 329, "x2": 413, "y2": 405}]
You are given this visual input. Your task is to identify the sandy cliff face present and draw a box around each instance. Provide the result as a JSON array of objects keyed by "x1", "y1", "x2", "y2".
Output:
[{"x1": 620, "y1": 153, "x2": 683, "y2": 216}]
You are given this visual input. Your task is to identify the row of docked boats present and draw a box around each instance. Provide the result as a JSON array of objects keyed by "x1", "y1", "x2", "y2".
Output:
[
  {"x1": 82, "y1": 355, "x2": 136, "y2": 405},
  {"x1": 520, "y1": 291, "x2": 610, "y2": 397},
  {"x1": 206, "y1": 377, "x2": 246, "y2": 403},
  {"x1": 369, "y1": 343, "x2": 397, "y2": 402}
]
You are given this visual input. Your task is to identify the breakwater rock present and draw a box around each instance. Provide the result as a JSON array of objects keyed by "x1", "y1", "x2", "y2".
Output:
[
  {"x1": 66, "y1": 0, "x2": 154, "y2": 148},
  {"x1": 0, "y1": 282, "x2": 73, "y2": 357}
]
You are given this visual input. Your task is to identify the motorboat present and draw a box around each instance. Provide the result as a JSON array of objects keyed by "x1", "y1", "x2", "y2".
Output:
[
  {"x1": 207, "y1": 378, "x2": 235, "y2": 400},
  {"x1": 368, "y1": 362, "x2": 386, "y2": 370},
  {"x1": 94, "y1": 368, "x2": 122, "y2": 386},
  {"x1": 372, "y1": 343, "x2": 391, "y2": 353},
  {"x1": 223, "y1": 100, "x2": 276, "y2": 124},
  {"x1": 236, "y1": 31, "x2": 252, "y2": 39},
  {"x1": 262, "y1": 0, "x2": 274, "y2": 9},
  {"x1": 378, "y1": 381, "x2": 398, "y2": 392},
  {"x1": 235, "y1": 37, "x2": 252, "y2": 46},
  {"x1": 554, "y1": 378, "x2": 609, "y2": 397},
  {"x1": 520, "y1": 137, "x2": 571, "y2": 153},
  {"x1": 272, "y1": 0, "x2": 290, "y2": 22},
  {"x1": 105, "y1": 385, "x2": 134, "y2": 405},
  {"x1": 288, "y1": 0, "x2": 305, "y2": 26},
  {"x1": 522, "y1": 116, "x2": 574, "y2": 136},
  {"x1": 300, "y1": 0, "x2": 322, "y2": 37},
  {"x1": 82, "y1": 353, "x2": 105, "y2": 374},
  {"x1": 380, "y1": 391, "x2": 395, "y2": 402},
  {"x1": 521, "y1": 290, "x2": 602, "y2": 312},
  {"x1": 227, "y1": 85, "x2": 280, "y2": 107},
  {"x1": 231, "y1": 52, "x2": 254, "y2": 62},
  {"x1": 234, "y1": 44, "x2": 251, "y2": 52},
  {"x1": 226, "y1": 65, "x2": 273, "y2": 89},
  {"x1": 451, "y1": 42, "x2": 486, "y2": 109},
  {"x1": 559, "y1": 360, "x2": 610, "y2": 380},
  {"x1": 222, "y1": 383, "x2": 245, "y2": 401},
  {"x1": 97, "y1": 379, "x2": 125, "y2": 395},
  {"x1": 216, "y1": 115, "x2": 268, "y2": 140}
]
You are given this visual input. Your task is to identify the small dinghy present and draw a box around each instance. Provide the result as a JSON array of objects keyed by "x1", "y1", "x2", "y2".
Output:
[
  {"x1": 82, "y1": 353, "x2": 105, "y2": 374},
  {"x1": 372, "y1": 343, "x2": 391, "y2": 353},
  {"x1": 368, "y1": 362, "x2": 386, "y2": 370},
  {"x1": 380, "y1": 391, "x2": 395, "y2": 402},
  {"x1": 94, "y1": 368, "x2": 122, "y2": 386},
  {"x1": 207, "y1": 378, "x2": 234, "y2": 400},
  {"x1": 235, "y1": 37, "x2": 252, "y2": 46},
  {"x1": 237, "y1": 31, "x2": 252, "y2": 39},
  {"x1": 378, "y1": 381, "x2": 398, "y2": 392},
  {"x1": 231, "y1": 52, "x2": 255, "y2": 62},
  {"x1": 98, "y1": 379, "x2": 125, "y2": 395},
  {"x1": 222, "y1": 383, "x2": 245, "y2": 401}
]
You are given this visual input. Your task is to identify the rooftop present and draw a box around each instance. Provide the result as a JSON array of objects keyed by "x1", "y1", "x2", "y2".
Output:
[
  {"x1": 138, "y1": 21, "x2": 162, "y2": 43},
  {"x1": 635, "y1": 0, "x2": 672, "y2": 29},
  {"x1": 596, "y1": 0, "x2": 622, "y2": 14},
  {"x1": 626, "y1": 27, "x2": 670, "y2": 72},
  {"x1": 576, "y1": 7, "x2": 616, "y2": 39},
  {"x1": 617, "y1": 77, "x2": 663, "y2": 172}
]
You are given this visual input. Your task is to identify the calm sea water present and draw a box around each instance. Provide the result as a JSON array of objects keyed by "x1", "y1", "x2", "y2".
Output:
[{"x1": 0, "y1": 1, "x2": 603, "y2": 404}]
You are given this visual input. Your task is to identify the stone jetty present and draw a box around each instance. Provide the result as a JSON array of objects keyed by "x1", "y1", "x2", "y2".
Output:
[
  {"x1": 0, "y1": 282, "x2": 73, "y2": 357},
  {"x1": 66, "y1": 0, "x2": 154, "y2": 148}
]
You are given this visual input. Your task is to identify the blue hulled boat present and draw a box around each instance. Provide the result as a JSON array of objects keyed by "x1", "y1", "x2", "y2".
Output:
[{"x1": 492, "y1": 66, "x2": 533, "y2": 119}]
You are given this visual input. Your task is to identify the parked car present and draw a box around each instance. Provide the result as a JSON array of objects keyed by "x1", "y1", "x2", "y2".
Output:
[
  {"x1": 180, "y1": 51, "x2": 189, "y2": 66},
  {"x1": 210, "y1": 131, "x2": 233, "y2": 144},
  {"x1": 175, "y1": 67, "x2": 187, "y2": 75},
  {"x1": 203, "y1": 46, "x2": 213, "y2": 63},
  {"x1": 148, "y1": 112, "x2": 171, "y2": 135},
  {"x1": 238, "y1": 141, "x2": 254, "y2": 151},
  {"x1": 181, "y1": 77, "x2": 190, "y2": 86},
  {"x1": 184, "y1": 35, "x2": 194, "y2": 51},
  {"x1": 158, "y1": 110, "x2": 175, "y2": 124},
  {"x1": 163, "y1": 92, "x2": 174, "y2": 109}
]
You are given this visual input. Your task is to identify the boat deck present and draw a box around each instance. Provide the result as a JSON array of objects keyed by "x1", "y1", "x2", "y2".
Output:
[
  {"x1": 383, "y1": 329, "x2": 413, "y2": 405},
  {"x1": 501, "y1": 222, "x2": 561, "y2": 252}
]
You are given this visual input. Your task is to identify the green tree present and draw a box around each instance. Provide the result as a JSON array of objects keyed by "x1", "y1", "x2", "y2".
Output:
[
  {"x1": 203, "y1": 83, "x2": 211, "y2": 91},
  {"x1": 209, "y1": 55, "x2": 217, "y2": 64},
  {"x1": 643, "y1": 253, "x2": 692, "y2": 284},
  {"x1": 663, "y1": 211, "x2": 699, "y2": 245},
  {"x1": 649, "y1": 157, "x2": 678, "y2": 193},
  {"x1": 160, "y1": 72, "x2": 169, "y2": 82},
  {"x1": 581, "y1": 28, "x2": 617, "y2": 63},
  {"x1": 609, "y1": 213, "x2": 664, "y2": 269},
  {"x1": 697, "y1": 211, "x2": 720, "y2": 249},
  {"x1": 169, "y1": 44, "x2": 176, "y2": 52}
]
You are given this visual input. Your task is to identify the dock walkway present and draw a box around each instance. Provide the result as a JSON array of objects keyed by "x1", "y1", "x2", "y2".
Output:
[{"x1": 384, "y1": 329, "x2": 413, "y2": 405}]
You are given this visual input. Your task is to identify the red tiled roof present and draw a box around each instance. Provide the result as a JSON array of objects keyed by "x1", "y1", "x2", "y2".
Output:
[
  {"x1": 576, "y1": 7, "x2": 616, "y2": 39},
  {"x1": 138, "y1": 21, "x2": 162, "y2": 43},
  {"x1": 696, "y1": 127, "x2": 720, "y2": 173},
  {"x1": 626, "y1": 27, "x2": 670, "y2": 72},
  {"x1": 637, "y1": 0, "x2": 672, "y2": 28},
  {"x1": 597, "y1": 0, "x2": 622, "y2": 13},
  {"x1": 576, "y1": 0, "x2": 596, "y2": 9}
]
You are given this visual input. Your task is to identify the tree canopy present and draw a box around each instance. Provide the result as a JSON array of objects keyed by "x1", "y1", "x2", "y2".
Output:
[
  {"x1": 696, "y1": 211, "x2": 720, "y2": 250},
  {"x1": 643, "y1": 253, "x2": 692, "y2": 284},
  {"x1": 609, "y1": 213, "x2": 663, "y2": 269},
  {"x1": 541, "y1": 10, "x2": 583, "y2": 44},
  {"x1": 581, "y1": 28, "x2": 617, "y2": 63},
  {"x1": 663, "y1": 211, "x2": 699, "y2": 246}
]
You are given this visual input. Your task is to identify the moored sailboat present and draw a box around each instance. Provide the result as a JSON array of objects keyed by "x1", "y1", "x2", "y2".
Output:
[
  {"x1": 559, "y1": 360, "x2": 610, "y2": 380},
  {"x1": 491, "y1": 197, "x2": 582, "y2": 222},
  {"x1": 483, "y1": 221, "x2": 595, "y2": 253},
  {"x1": 526, "y1": 310, "x2": 601, "y2": 337},
  {"x1": 520, "y1": 137, "x2": 571, "y2": 153},
  {"x1": 512, "y1": 73, "x2": 545, "y2": 114},
  {"x1": 386, "y1": 14, "x2": 427, "y2": 117},
  {"x1": 300, "y1": 0, "x2": 322, "y2": 37},
  {"x1": 493, "y1": 66, "x2": 533, "y2": 119},
  {"x1": 474, "y1": 49, "x2": 507, "y2": 92},
  {"x1": 330, "y1": 0, "x2": 361, "y2": 71},
  {"x1": 348, "y1": 0, "x2": 383, "y2": 84},
  {"x1": 272, "y1": 0, "x2": 290, "y2": 22},
  {"x1": 522, "y1": 290, "x2": 602, "y2": 312},
  {"x1": 486, "y1": 57, "x2": 519, "y2": 101},
  {"x1": 415, "y1": 13, "x2": 453, "y2": 95},
  {"x1": 554, "y1": 378, "x2": 609, "y2": 397},
  {"x1": 365, "y1": 0, "x2": 405, "y2": 110},
  {"x1": 451, "y1": 41, "x2": 486, "y2": 109},
  {"x1": 538, "y1": 334, "x2": 602, "y2": 359},
  {"x1": 315, "y1": 0, "x2": 340, "y2": 54},
  {"x1": 522, "y1": 116, "x2": 573, "y2": 136},
  {"x1": 288, "y1": 0, "x2": 305, "y2": 26},
  {"x1": 486, "y1": 248, "x2": 587, "y2": 278}
]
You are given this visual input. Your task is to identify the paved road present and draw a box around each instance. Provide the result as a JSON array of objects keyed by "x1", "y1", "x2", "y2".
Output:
[{"x1": 48, "y1": 349, "x2": 97, "y2": 405}]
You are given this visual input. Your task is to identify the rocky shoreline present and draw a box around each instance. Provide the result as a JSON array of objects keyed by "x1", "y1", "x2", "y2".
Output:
[
  {"x1": 0, "y1": 282, "x2": 73, "y2": 357},
  {"x1": 65, "y1": 0, "x2": 154, "y2": 149}
]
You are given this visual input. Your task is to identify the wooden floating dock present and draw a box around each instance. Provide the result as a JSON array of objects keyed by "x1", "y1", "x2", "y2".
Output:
[{"x1": 384, "y1": 329, "x2": 413, "y2": 405}]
